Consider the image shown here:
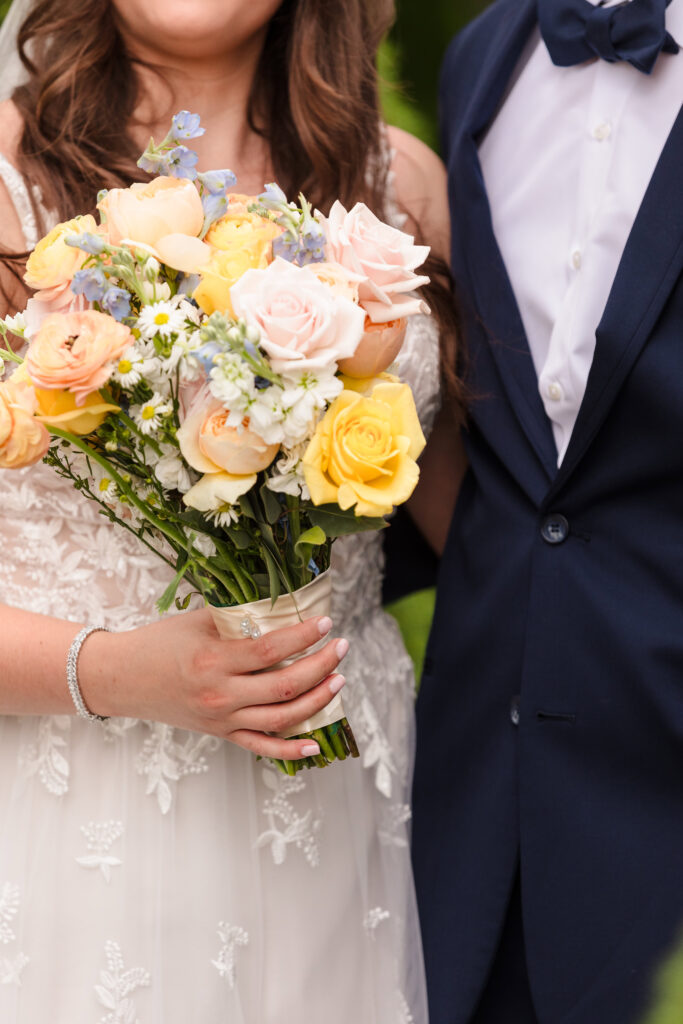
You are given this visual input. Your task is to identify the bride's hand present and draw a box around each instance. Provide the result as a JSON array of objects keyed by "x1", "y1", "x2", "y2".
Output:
[{"x1": 78, "y1": 610, "x2": 348, "y2": 760}]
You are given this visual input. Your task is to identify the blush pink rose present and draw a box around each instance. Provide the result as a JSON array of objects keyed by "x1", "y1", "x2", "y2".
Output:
[
  {"x1": 322, "y1": 201, "x2": 431, "y2": 323},
  {"x1": 26, "y1": 310, "x2": 133, "y2": 405},
  {"x1": 99, "y1": 176, "x2": 205, "y2": 250},
  {"x1": 337, "y1": 317, "x2": 407, "y2": 378},
  {"x1": 230, "y1": 257, "x2": 365, "y2": 374}
]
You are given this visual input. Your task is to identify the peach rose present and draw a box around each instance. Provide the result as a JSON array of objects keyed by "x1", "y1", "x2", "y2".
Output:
[
  {"x1": 23, "y1": 290, "x2": 89, "y2": 342},
  {"x1": 337, "y1": 318, "x2": 407, "y2": 378},
  {"x1": 99, "y1": 177, "x2": 204, "y2": 249},
  {"x1": 24, "y1": 215, "x2": 99, "y2": 297},
  {"x1": 322, "y1": 201, "x2": 431, "y2": 323},
  {"x1": 0, "y1": 379, "x2": 50, "y2": 469},
  {"x1": 177, "y1": 387, "x2": 279, "y2": 476},
  {"x1": 230, "y1": 257, "x2": 365, "y2": 374},
  {"x1": 26, "y1": 310, "x2": 133, "y2": 405}
]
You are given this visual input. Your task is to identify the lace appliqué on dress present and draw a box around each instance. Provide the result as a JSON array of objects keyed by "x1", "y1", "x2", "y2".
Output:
[
  {"x1": 18, "y1": 716, "x2": 71, "y2": 797},
  {"x1": 76, "y1": 821, "x2": 125, "y2": 883},
  {"x1": 135, "y1": 724, "x2": 221, "y2": 815},
  {"x1": 211, "y1": 923, "x2": 249, "y2": 988},
  {"x1": 0, "y1": 885, "x2": 29, "y2": 988},
  {"x1": 95, "y1": 941, "x2": 150, "y2": 1024},
  {"x1": 256, "y1": 766, "x2": 322, "y2": 867}
]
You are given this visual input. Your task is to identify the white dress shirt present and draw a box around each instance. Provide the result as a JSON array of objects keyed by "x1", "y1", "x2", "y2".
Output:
[{"x1": 478, "y1": 0, "x2": 683, "y2": 464}]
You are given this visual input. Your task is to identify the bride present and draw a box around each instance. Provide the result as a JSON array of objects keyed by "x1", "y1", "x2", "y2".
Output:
[{"x1": 0, "y1": 0, "x2": 459, "y2": 1020}]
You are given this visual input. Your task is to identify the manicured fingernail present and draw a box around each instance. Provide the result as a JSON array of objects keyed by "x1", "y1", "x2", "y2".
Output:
[
  {"x1": 329, "y1": 673, "x2": 346, "y2": 695},
  {"x1": 301, "y1": 743, "x2": 320, "y2": 756},
  {"x1": 336, "y1": 638, "x2": 349, "y2": 660},
  {"x1": 318, "y1": 616, "x2": 333, "y2": 636}
]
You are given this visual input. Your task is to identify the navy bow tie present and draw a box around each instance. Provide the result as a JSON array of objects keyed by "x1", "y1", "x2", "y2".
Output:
[{"x1": 538, "y1": 0, "x2": 680, "y2": 74}]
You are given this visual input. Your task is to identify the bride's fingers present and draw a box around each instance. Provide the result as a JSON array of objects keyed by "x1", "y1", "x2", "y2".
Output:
[
  {"x1": 225, "y1": 615, "x2": 335, "y2": 674},
  {"x1": 232, "y1": 673, "x2": 346, "y2": 735},
  {"x1": 229, "y1": 729, "x2": 323, "y2": 762},
  {"x1": 235, "y1": 636, "x2": 349, "y2": 709}
]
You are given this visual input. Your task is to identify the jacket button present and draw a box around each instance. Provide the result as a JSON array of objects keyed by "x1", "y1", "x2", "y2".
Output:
[
  {"x1": 510, "y1": 695, "x2": 520, "y2": 726},
  {"x1": 541, "y1": 514, "x2": 569, "y2": 545}
]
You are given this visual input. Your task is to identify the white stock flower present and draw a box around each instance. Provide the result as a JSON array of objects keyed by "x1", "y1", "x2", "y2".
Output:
[
  {"x1": 209, "y1": 353, "x2": 257, "y2": 410},
  {"x1": 266, "y1": 443, "x2": 310, "y2": 499},
  {"x1": 154, "y1": 448, "x2": 193, "y2": 493},
  {"x1": 192, "y1": 533, "x2": 217, "y2": 558},
  {"x1": 3, "y1": 312, "x2": 26, "y2": 337},
  {"x1": 280, "y1": 367, "x2": 342, "y2": 441}
]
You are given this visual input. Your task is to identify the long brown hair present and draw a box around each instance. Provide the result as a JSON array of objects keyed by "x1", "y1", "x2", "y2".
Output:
[{"x1": 5, "y1": 0, "x2": 464, "y2": 411}]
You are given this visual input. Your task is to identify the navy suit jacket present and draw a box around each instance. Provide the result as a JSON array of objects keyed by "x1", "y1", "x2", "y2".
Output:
[{"x1": 412, "y1": 3, "x2": 683, "y2": 1023}]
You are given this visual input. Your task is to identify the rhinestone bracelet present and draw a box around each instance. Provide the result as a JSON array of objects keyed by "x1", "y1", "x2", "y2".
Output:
[{"x1": 66, "y1": 626, "x2": 111, "y2": 722}]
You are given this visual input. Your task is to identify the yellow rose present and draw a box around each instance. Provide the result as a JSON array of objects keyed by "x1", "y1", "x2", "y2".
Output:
[
  {"x1": 339, "y1": 371, "x2": 400, "y2": 395},
  {"x1": 193, "y1": 244, "x2": 270, "y2": 317},
  {"x1": 303, "y1": 381, "x2": 426, "y2": 518},
  {"x1": 0, "y1": 379, "x2": 50, "y2": 469},
  {"x1": 205, "y1": 205, "x2": 281, "y2": 252},
  {"x1": 33, "y1": 388, "x2": 119, "y2": 436},
  {"x1": 24, "y1": 215, "x2": 99, "y2": 294}
]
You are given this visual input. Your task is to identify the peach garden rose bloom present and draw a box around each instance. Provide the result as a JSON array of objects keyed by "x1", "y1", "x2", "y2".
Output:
[
  {"x1": 337, "y1": 317, "x2": 407, "y2": 379},
  {"x1": 322, "y1": 201, "x2": 431, "y2": 323},
  {"x1": 98, "y1": 176, "x2": 204, "y2": 250},
  {"x1": 177, "y1": 388, "x2": 278, "y2": 512},
  {"x1": 230, "y1": 257, "x2": 365, "y2": 374},
  {"x1": 303, "y1": 380, "x2": 426, "y2": 518},
  {"x1": 0, "y1": 379, "x2": 50, "y2": 469},
  {"x1": 26, "y1": 310, "x2": 133, "y2": 405}
]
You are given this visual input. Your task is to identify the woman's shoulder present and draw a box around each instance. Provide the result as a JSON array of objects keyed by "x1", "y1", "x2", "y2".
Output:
[
  {"x1": 0, "y1": 100, "x2": 24, "y2": 166},
  {"x1": 385, "y1": 125, "x2": 449, "y2": 261}
]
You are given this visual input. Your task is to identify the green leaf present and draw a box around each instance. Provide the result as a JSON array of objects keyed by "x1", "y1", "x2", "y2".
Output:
[
  {"x1": 226, "y1": 527, "x2": 253, "y2": 551},
  {"x1": 175, "y1": 593, "x2": 192, "y2": 611},
  {"x1": 239, "y1": 494, "x2": 257, "y2": 520},
  {"x1": 157, "y1": 560, "x2": 192, "y2": 614},
  {"x1": 307, "y1": 504, "x2": 387, "y2": 537},
  {"x1": 295, "y1": 525, "x2": 327, "y2": 552},
  {"x1": 259, "y1": 482, "x2": 282, "y2": 525},
  {"x1": 262, "y1": 546, "x2": 282, "y2": 606}
]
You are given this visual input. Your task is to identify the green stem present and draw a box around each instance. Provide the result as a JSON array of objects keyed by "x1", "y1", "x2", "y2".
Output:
[
  {"x1": 329, "y1": 725, "x2": 348, "y2": 761},
  {"x1": 312, "y1": 727, "x2": 336, "y2": 764}
]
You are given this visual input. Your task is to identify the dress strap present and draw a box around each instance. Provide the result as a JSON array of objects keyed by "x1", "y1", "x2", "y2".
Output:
[{"x1": 0, "y1": 151, "x2": 38, "y2": 249}]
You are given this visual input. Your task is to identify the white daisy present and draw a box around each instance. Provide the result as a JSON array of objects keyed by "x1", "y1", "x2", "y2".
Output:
[
  {"x1": 137, "y1": 301, "x2": 187, "y2": 340},
  {"x1": 111, "y1": 346, "x2": 143, "y2": 388},
  {"x1": 131, "y1": 392, "x2": 174, "y2": 435},
  {"x1": 91, "y1": 467, "x2": 118, "y2": 504},
  {"x1": 207, "y1": 506, "x2": 240, "y2": 528}
]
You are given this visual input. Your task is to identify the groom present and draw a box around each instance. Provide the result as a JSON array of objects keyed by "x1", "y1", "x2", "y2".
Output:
[{"x1": 412, "y1": 0, "x2": 683, "y2": 1022}]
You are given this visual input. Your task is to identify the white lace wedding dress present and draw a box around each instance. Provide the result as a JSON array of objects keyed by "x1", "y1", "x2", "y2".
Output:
[{"x1": 0, "y1": 153, "x2": 440, "y2": 1024}]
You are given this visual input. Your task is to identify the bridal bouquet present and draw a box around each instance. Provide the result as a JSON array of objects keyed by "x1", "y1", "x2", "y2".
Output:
[{"x1": 0, "y1": 111, "x2": 430, "y2": 775}]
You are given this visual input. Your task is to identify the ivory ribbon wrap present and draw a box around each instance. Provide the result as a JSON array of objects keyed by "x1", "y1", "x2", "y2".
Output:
[{"x1": 210, "y1": 571, "x2": 346, "y2": 737}]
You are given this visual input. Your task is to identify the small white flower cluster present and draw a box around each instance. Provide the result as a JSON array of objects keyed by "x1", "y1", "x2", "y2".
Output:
[
  {"x1": 209, "y1": 358, "x2": 341, "y2": 450},
  {"x1": 266, "y1": 442, "x2": 311, "y2": 499}
]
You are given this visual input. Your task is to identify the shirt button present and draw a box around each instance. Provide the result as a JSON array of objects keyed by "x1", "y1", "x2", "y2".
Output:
[
  {"x1": 592, "y1": 121, "x2": 611, "y2": 141},
  {"x1": 541, "y1": 514, "x2": 570, "y2": 545},
  {"x1": 510, "y1": 696, "x2": 521, "y2": 726},
  {"x1": 571, "y1": 249, "x2": 582, "y2": 270},
  {"x1": 547, "y1": 381, "x2": 563, "y2": 402}
]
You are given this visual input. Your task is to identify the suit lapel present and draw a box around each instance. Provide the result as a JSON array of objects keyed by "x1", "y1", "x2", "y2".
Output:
[
  {"x1": 547, "y1": 103, "x2": 683, "y2": 501},
  {"x1": 451, "y1": 0, "x2": 559, "y2": 483}
]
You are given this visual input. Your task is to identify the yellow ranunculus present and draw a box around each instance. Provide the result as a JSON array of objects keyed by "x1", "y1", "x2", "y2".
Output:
[
  {"x1": 33, "y1": 387, "x2": 119, "y2": 436},
  {"x1": 24, "y1": 215, "x2": 99, "y2": 293},
  {"x1": 205, "y1": 205, "x2": 281, "y2": 252},
  {"x1": 193, "y1": 244, "x2": 271, "y2": 317},
  {"x1": 303, "y1": 381, "x2": 426, "y2": 518}
]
